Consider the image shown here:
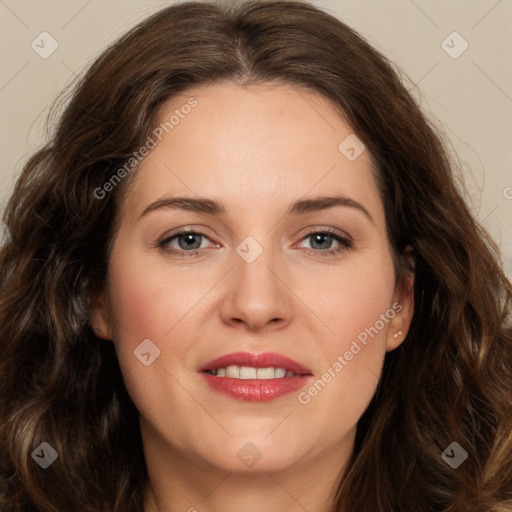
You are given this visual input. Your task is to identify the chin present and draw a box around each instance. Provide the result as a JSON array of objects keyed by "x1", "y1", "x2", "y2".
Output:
[
  {"x1": 211, "y1": 451, "x2": 302, "y2": 475},
  {"x1": 196, "y1": 435, "x2": 310, "y2": 475}
]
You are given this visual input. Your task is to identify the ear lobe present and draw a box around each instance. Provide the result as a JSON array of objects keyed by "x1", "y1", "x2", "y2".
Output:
[
  {"x1": 90, "y1": 291, "x2": 113, "y2": 340},
  {"x1": 386, "y1": 247, "x2": 415, "y2": 352}
]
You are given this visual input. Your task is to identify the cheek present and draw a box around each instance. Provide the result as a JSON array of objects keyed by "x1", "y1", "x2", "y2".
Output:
[
  {"x1": 105, "y1": 255, "x2": 210, "y2": 406},
  {"x1": 306, "y1": 251, "x2": 396, "y2": 351},
  {"x1": 107, "y1": 251, "x2": 201, "y2": 343},
  {"x1": 297, "y1": 253, "x2": 395, "y2": 416},
  {"x1": 105, "y1": 255, "x2": 171, "y2": 384},
  {"x1": 106, "y1": 272, "x2": 180, "y2": 425}
]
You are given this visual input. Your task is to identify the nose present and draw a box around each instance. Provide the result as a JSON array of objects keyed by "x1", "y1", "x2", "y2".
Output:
[{"x1": 218, "y1": 239, "x2": 294, "y2": 332}]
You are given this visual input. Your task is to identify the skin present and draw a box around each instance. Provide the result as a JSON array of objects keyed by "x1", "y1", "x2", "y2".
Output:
[{"x1": 92, "y1": 81, "x2": 414, "y2": 512}]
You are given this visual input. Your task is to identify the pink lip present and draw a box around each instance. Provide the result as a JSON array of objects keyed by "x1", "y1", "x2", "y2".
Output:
[
  {"x1": 199, "y1": 351, "x2": 312, "y2": 374},
  {"x1": 198, "y1": 351, "x2": 313, "y2": 402}
]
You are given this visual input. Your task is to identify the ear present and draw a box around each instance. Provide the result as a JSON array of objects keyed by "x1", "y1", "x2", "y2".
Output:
[
  {"x1": 90, "y1": 290, "x2": 113, "y2": 340},
  {"x1": 386, "y1": 246, "x2": 415, "y2": 352}
]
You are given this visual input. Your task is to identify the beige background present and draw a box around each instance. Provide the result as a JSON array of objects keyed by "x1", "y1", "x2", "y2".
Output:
[{"x1": 1, "y1": 0, "x2": 511, "y2": 276}]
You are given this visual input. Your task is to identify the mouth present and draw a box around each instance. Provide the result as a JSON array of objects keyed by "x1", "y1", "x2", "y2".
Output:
[
  {"x1": 199, "y1": 351, "x2": 313, "y2": 401},
  {"x1": 203, "y1": 366, "x2": 305, "y2": 379}
]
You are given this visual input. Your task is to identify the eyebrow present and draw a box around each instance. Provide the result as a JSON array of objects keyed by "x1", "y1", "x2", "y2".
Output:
[{"x1": 139, "y1": 195, "x2": 374, "y2": 223}]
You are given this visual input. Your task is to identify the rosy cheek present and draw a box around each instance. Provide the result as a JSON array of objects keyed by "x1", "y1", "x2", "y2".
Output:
[
  {"x1": 110, "y1": 270, "x2": 159, "y2": 348},
  {"x1": 108, "y1": 277, "x2": 167, "y2": 408}
]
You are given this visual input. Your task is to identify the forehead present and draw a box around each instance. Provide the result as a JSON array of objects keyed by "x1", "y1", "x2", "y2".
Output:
[{"x1": 118, "y1": 81, "x2": 384, "y2": 227}]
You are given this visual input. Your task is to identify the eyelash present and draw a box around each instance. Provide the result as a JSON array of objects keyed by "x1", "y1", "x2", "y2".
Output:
[{"x1": 157, "y1": 227, "x2": 353, "y2": 257}]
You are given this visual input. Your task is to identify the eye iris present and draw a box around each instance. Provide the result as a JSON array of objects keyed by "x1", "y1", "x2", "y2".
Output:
[
  {"x1": 178, "y1": 233, "x2": 201, "y2": 250},
  {"x1": 311, "y1": 234, "x2": 332, "y2": 250},
  {"x1": 171, "y1": 232, "x2": 340, "y2": 251}
]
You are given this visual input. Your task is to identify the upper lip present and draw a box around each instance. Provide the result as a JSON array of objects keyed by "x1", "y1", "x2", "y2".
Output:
[{"x1": 199, "y1": 351, "x2": 313, "y2": 375}]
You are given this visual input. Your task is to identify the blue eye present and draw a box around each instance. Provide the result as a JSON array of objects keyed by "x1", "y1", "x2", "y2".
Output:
[
  {"x1": 159, "y1": 231, "x2": 210, "y2": 255},
  {"x1": 298, "y1": 229, "x2": 352, "y2": 256},
  {"x1": 158, "y1": 228, "x2": 352, "y2": 257}
]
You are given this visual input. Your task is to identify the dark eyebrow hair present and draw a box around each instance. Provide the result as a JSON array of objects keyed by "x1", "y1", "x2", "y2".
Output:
[
  {"x1": 139, "y1": 195, "x2": 374, "y2": 223},
  {"x1": 286, "y1": 196, "x2": 373, "y2": 222}
]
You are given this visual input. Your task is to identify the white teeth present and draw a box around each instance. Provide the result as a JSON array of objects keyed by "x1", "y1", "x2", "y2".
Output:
[
  {"x1": 209, "y1": 366, "x2": 296, "y2": 379},
  {"x1": 275, "y1": 368, "x2": 286, "y2": 378},
  {"x1": 239, "y1": 366, "x2": 257, "y2": 379},
  {"x1": 226, "y1": 365, "x2": 240, "y2": 378},
  {"x1": 256, "y1": 367, "x2": 275, "y2": 379}
]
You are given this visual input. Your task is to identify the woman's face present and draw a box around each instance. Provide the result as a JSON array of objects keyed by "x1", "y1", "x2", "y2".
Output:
[{"x1": 93, "y1": 82, "x2": 413, "y2": 475}]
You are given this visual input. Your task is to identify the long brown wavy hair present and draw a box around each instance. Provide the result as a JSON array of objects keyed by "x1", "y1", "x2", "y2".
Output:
[{"x1": 1, "y1": 1, "x2": 511, "y2": 510}]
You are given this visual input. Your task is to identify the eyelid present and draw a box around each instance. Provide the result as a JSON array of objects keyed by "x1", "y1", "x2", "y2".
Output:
[
  {"x1": 158, "y1": 225, "x2": 353, "y2": 256},
  {"x1": 292, "y1": 226, "x2": 353, "y2": 255},
  {"x1": 297, "y1": 225, "x2": 353, "y2": 243},
  {"x1": 158, "y1": 227, "x2": 218, "y2": 253}
]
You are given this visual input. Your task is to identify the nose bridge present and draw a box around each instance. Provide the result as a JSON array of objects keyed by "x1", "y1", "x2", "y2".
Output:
[{"x1": 220, "y1": 233, "x2": 292, "y2": 330}]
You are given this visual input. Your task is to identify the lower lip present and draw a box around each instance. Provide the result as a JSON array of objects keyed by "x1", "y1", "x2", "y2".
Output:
[{"x1": 201, "y1": 373, "x2": 312, "y2": 401}]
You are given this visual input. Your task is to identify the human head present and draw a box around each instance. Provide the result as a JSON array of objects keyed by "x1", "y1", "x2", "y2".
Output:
[{"x1": 1, "y1": 1, "x2": 511, "y2": 511}]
